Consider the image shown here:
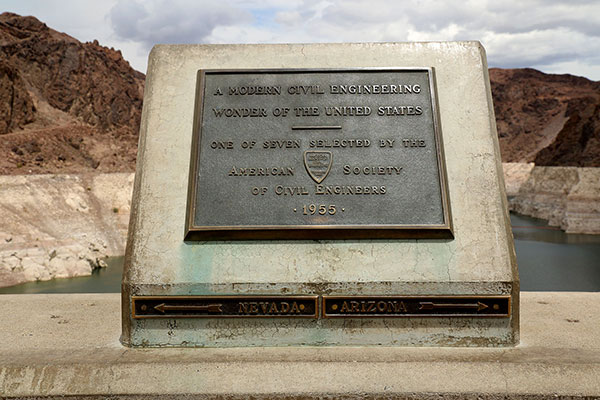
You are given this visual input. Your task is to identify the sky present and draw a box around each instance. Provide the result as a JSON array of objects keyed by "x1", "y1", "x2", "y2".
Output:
[{"x1": 3, "y1": 0, "x2": 600, "y2": 80}]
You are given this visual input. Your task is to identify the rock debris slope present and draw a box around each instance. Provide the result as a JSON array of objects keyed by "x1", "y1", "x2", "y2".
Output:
[
  {"x1": 0, "y1": 12, "x2": 144, "y2": 175},
  {"x1": 490, "y1": 68, "x2": 600, "y2": 166}
]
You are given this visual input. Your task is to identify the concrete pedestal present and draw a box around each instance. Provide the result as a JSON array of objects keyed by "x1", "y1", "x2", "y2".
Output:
[{"x1": 123, "y1": 42, "x2": 518, "y2": 347}]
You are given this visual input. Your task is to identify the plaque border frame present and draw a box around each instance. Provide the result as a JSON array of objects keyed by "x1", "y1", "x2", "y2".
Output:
[
  {"x1": 185, "y1": 68, "x2": 453, "y2": 240},
  {"x1": 321, "y1": 295, "x2": 511, "y2": 318},
  {"x1": 131, "y1": 295, "x2": 320, "y2": 319}
]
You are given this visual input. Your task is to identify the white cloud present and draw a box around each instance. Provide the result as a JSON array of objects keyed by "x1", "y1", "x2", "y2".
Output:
[
  {"x1": 109, "y1": 0, "x2": 252, "y2": 49},
  {"x1": 2, "y1": 0, "x2": 117, "y2": 42},
  {"x1": 2, "y1": 0, "x2": 600, "y2": 79}
]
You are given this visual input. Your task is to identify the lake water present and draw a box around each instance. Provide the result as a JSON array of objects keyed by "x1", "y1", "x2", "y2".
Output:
[
  {"x1": 0, "y1": 256, "x2": 124, "y2": 294},
  {"x1": 1, "y1": 213, "x2": 599, "y2": 294},
  {"x1": 511, "y1": 213, "x2": 600, "y2": 291}
]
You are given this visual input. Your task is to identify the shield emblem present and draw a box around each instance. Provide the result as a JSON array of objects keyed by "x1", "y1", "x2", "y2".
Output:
[{"x1": 303, "y1": 151, "x2": 332, "y2": 183}]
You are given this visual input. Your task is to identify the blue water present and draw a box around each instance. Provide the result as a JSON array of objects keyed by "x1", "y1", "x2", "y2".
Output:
[
  {"x1": 0, "y1": 256, "x2": 123, "y2": 294},
  {"x1": 510, "y1": 213, "x2": 600, "y2": 291},
  {"x1": 1, "y1": 213, "x2": 599, "y2": 293}
]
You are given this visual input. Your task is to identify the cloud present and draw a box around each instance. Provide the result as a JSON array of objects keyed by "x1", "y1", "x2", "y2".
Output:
[
  {"x1": 204, "y1": 0, "x2": 600, "y2": 74},
  {"x1": 2, "y1": 0, "x2": 117, "y2": 42},
  {"x1": 109, "y1": 0, "x2": 252, "y2": 49},
  {"x1": 4, "y1": 0, "x2": 600, "y2": 79},
  {"x1": 211, "y1": 0, "x2": 599, "y2": 79}
]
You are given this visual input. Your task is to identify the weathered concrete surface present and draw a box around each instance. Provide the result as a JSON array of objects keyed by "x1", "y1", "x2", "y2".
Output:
[
  {"x1": 0, "y1": 173, "x2": 134, "y2": 287},
  {"x1": 0, "y1": 292, "x2": 598, "y2": 398},
  {"x1": 124, "y1": 42, "x2": 519, "y2": 347},
  {"x1": 504, "y1": 163, "x2": 600, "y2": 234}
]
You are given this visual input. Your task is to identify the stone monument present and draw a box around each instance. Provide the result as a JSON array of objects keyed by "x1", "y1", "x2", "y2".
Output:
[{"x1": 121, "y1": 42, "x2": 519, "y2": 347}]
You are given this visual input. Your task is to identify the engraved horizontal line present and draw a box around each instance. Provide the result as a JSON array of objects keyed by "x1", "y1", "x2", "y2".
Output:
[{"x1": 291, "y1": 125, "x2": 342, "y2": 130}]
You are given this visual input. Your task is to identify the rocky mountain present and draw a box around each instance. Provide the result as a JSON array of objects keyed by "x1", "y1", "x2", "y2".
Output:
[
  {"x1": 490, "y1": 68, "x2": 600, "y2": 166},
  {"x1": 0, "y1": 12, "x2": 144, "y2": 174},
  {"x1": 0, "y1": 12, "x2": 598, "y2": 174}
]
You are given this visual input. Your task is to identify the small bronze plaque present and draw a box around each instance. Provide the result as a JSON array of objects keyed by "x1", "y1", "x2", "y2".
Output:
[
  {"x1": 185, "y1": 68, "x2": 451, "y2": 240},
  {"x1": 132, "y1": 295, "x2": 318, "y2": 319},
  {"x1": 322, "y1": 295, "x2": 510, "y2": 318}
]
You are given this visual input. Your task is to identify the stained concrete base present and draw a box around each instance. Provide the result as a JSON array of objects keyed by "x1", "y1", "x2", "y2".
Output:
[{"x1": 1, "y1": 292, "x2": 598, "y2": 399}]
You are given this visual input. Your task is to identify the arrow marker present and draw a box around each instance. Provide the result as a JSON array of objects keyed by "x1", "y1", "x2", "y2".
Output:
[
  {"x1": 154, "y1": 303, "x2": 223, "y2": 313},
  {"x1": 419, "y1": 301, "x2": 489, "y2": 312}
]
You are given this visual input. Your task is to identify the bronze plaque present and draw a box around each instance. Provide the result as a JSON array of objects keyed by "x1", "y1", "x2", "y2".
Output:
[
  {"x1": 322, "y1": 295, "x2": 510, "y2": 318},
  {"x1": 131, "y1": 295, "x2": 509, "y2": 319},
  {"x1": 132, "y1": 295, "x2": 319, "y2": 319},
  {"x1": 186, "y1": 68, "x2": 451, "y2": 240}
]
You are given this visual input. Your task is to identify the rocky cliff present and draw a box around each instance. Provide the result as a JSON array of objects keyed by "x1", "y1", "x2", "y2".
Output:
[
  {"x1": 504, "y1": 163, "x2": 600, "y2": 234},
  {"x1": 490, "y1": 68, "x2": 600, "y2": 166},
  {"x1": 1, "y1": 12, "x2": 599, "y2": 175},
  {"x1": 0, "y1": 173, "x2": 133, "y2": 287},
  {"x1": 0, "y1": 12, "x2": 143, "y2": 175}
]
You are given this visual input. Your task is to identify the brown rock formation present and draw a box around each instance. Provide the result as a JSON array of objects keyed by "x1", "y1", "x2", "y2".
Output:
[
  {"x1": 0, "y1": 12, "x2": 598, "y2": 175},
  {"x1": 0, "y1": 12, "x2": 144, "y2": 174},
  {"x1": 0, "y1": 60, "x2": 35, "y2": 133},
  {"x1": 533, "y1": 98, "x2": 600, "y2": 167},
  {"x1": 490, "y1": 68, "x2": 600, "y2": 166}
]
